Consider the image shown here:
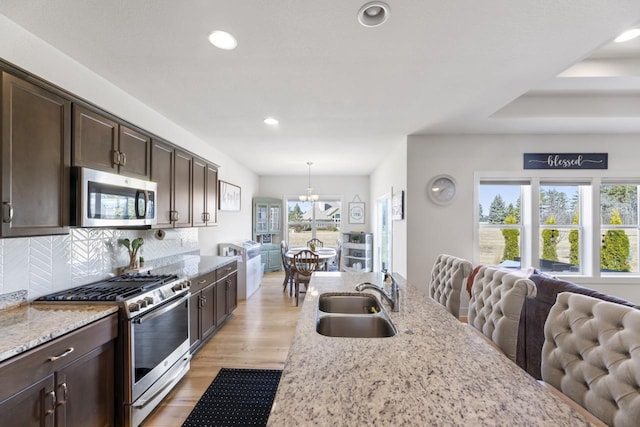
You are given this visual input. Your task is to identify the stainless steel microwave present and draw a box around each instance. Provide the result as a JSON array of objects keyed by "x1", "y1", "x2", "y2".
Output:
[{"x1": 73, "y1": 167, "x2": 157, "y2": 227}]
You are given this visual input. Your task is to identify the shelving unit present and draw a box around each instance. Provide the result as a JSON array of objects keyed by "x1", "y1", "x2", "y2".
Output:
[
  {"x1": 253, "y1": 197, "x2": 283, "y2": 272},
  {"x1": 341, "y1": 232, "x2": 373, "y2": 272}
]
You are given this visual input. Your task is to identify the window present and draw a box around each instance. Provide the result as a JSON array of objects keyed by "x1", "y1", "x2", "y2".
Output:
[
  {"x1": 287, "y1": 199, "x2": 342, "y2": 248},
  {"x1": 538, "y1": 184, "x2": 582, "y2": 274},
  {"x1": 477, "y1": 176, "x2": 640, "y2": 278},
  {"x1": 600, "y1": 184, "x2": 639, "y2": 274},
  {"x1": 478, "y1": 182, "x2": 527, "y2": 267}
]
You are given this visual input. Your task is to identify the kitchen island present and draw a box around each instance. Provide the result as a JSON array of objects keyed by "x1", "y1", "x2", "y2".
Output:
[{"x1": 268, "y1": 272, "x2": 592, "y2": 426}]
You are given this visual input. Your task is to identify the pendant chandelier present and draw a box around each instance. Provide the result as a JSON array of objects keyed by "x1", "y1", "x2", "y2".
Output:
[{"x1": 299, "y1": 162, "x2": 319, "y2": 202}]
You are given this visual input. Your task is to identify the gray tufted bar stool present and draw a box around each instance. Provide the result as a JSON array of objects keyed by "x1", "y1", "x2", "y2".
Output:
[
  {"x1": 428, "y1": 254, "x2": 473, "y2": 319},
  {"x1": 541, "y1": 292, "x2": 640, "y2": 427},
  {"x1": 468, "y1": 265, "x2": 537, "y2": 362}
]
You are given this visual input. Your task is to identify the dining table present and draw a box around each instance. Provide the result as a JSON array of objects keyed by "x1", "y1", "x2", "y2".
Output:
[{"x1": 285, "y1": 247, "x2": 337, "y2": 271}]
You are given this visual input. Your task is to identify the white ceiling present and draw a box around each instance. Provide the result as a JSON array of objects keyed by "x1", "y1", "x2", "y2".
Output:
[{"x1": 1, "y1": 1, "x2": 640, "y2": 176}]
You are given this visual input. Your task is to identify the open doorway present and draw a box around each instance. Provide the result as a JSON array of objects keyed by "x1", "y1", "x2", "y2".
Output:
[{"x1": 377, "y1": 193, "x2": 392, "y2": 272}]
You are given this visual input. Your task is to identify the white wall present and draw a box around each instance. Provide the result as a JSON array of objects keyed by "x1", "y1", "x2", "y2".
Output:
[
  {"x1": 0, "y1": 16, "x2": 257, "y2": 289},
  {"x1": 407, "y1": 134, "x2": 640, "y2": 306},
  {"x1": 259, "y1": 175, "x2": 370, "y2": 234},
  {"x1": 370, "y1": 140, "x2": 408, "y2": 277}
]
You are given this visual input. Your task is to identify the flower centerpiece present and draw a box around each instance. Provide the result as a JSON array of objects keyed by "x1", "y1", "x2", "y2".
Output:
[{"x1": 119, "y1": 237, "x2": 144, "y2": 270}]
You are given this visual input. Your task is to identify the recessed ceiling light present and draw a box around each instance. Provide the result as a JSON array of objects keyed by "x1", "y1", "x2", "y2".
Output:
[
  {"x1": 358, "y1": 1, "x2": 390, "y2": 27},
  {"x1": 614, "y1": 28, "x2": 640, "y2": 43},
  {"x1": 208, "y1": 31, "x2": 237, "y2": 50},
  {"x1": 264, "y1": 117, "x2": 279, "y2": 125}
]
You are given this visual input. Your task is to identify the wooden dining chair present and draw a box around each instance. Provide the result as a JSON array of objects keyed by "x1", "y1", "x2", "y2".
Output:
[
  {"x1": 307, "y1": 238, "x2": 323, "y2": 248},
  {"x1": 280, "y1": 240, "x2": 293, "y2": 295},
  {"x1": 291, "y1": 249, "x2": 319, "y2": 306}
]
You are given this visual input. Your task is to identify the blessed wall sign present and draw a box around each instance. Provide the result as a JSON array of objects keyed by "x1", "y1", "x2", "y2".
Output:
[{"x1": 523, "y1": 153, "x2": 608, "y2": 170}]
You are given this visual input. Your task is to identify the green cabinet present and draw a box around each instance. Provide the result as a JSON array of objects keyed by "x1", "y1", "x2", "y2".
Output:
[{"x1": 253, "y1": 198, "x2": 283, "y2": 272}]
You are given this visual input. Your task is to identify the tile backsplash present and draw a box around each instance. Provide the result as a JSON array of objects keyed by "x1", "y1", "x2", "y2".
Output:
[{"x1": 0, "y1": 228, "x2": 199, "y2": 299}]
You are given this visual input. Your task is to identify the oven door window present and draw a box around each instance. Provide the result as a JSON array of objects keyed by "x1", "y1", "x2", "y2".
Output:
[
  {"x1": 133, "y1": 298, "x2": 189, "y2": 383},
  {"x1": 88, "y1": 181, "x2": 152, "y2": 220}
]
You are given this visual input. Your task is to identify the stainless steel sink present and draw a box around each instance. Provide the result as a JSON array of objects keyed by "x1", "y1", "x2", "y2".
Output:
[
  {"x1": 316, "y1": 314, "x2": 397, "y2": 338},
  {"x1": 318, "y1": 293, "x2": 382, "y2": 314}
]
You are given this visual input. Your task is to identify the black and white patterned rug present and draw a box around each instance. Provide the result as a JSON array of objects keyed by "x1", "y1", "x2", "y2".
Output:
[{"x1": 182, "y1": 368, "x2": 282, "y2": 427}]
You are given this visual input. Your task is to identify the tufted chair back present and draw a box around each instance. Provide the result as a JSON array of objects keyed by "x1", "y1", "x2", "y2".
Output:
[
  {"x1": 428, "y1": 254, "x2": 473, "y2": 318},
  {"x1": 542, "y1": 292, "x2": 640, "y2": 427},
  {"x1": 468, "y1": 265, "x2": 536, "y2": 362}
]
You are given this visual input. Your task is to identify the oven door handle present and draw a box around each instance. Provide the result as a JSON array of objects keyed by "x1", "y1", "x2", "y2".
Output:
[
  {"x1": 132, "y1": 293, "x2": 189, "y2": 324},
  {"x1": 132, "y1": 353, "x2": 192, "y2": 409}
]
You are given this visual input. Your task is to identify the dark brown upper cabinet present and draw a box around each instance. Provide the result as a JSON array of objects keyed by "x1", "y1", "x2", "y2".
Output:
[
  {"x1": 206, "y1": 163, "x2": 218, "y2": 226},
  {"x1": 151, "y1": 139, "x2": 192, "y2": 228},
  {"x1": 1, "y1": 72, "x2": 71, "y2": 237},
  {"x1": 73, "y1": 104, "x2": 150, "y2": 180},
  {"x1": 193, "y1": 157, "x2": 219, "y2": 227}
]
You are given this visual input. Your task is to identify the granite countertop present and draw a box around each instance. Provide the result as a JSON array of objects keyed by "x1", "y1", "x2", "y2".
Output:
[
  {"x1": 144, "y1": 254, "x2": 238, "y2": 279},
  {"x1": 268, "y1": 272, "x2": 592, "y2": 426},
  {"x1": 0, "y1": 255, "x2": 236, "y2": 365},
  {"x1": 0, "y1": 303, "x2": 118, "y2": 363}
]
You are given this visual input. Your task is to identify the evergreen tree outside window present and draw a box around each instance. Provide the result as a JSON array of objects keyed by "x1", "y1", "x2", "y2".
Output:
[
  {"x1": 479, "y1": 183, "x2": 524, "y2": 266},
  {"x1": 601, "y1": 209, "x2": 631, "y2": 272},
  {"x1": 600, "y1": 184, "x2": 638, "y2": 273},
  {"x1": 501, "y1": 214, "x2": 520, "y2": 261},
  {"x1": 569, "y1": 210, "x2": 579, "y2": 266},
  {"x1": 538, "y1": 184, "x2": 581, "y2": 273}
]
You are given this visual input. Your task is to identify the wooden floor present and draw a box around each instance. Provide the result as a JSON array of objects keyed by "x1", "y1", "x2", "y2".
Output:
[{"x1": 142, "y1": 271, "x2": 299, "y2": 426}]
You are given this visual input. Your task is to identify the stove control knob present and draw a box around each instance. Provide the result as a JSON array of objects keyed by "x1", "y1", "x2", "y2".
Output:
[
  {"x1": 173, "y1": 281, "x2": 189, "y2": 292},
  {"x1": 137, "y1": 299, "x2": 147, "y2": 308},
  {"x1": 144, "y1": 296, "x2": 154, "y2": 305},
  {"x1": 128, "y1": 302, "x2": 140, "y2": 313}
]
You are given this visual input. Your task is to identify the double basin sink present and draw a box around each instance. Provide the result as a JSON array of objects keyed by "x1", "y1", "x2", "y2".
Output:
[{"x1": 315, "y1": 293, "x2": 397, "y2": 338}]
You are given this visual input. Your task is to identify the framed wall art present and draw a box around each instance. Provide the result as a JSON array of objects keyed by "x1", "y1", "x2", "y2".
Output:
[
  {"x1": 219, "y1": 181, "x2": 241, "y2": 211},
  {"x1": 349, "y1": 201, "x2": 365, "y2": 224},
  {"x1": 392, "y1": 190, "x2": 404, "y2": 220}
]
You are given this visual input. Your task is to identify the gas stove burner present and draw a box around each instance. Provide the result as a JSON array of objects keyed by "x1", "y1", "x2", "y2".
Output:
[
  {"x1": 35, "y1": 273, "x2": 185, "y2": 304},
  {"x1": 111, "y1": 273, "x2": 178, "y2": 283}
]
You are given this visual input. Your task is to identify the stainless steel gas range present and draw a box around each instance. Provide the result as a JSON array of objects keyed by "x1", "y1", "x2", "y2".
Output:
[{"x1": 36, "y1": 273, "x2": 191, "y2": 427}]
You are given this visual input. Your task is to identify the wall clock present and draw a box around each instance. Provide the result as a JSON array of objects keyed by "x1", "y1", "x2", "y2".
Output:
[{"x1": 428, "y1": 175, "x2": 456, "y2": 205}]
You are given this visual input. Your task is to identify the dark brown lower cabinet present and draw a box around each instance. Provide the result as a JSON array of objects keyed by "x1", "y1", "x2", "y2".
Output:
[
  {"x1": 0, "y1": 314, "x2": 117, "y2": 426},
  {"x1": 189, "y1": 270, "x2": 216, "y2": 353},
  {"x1": 189, "y1": 262, "x2": 238, "y2": 354}
]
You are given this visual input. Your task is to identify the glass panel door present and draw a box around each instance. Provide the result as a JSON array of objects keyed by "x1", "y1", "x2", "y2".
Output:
[{"x1": 255, "y1": 203, "x2": 268, "y2": 233}]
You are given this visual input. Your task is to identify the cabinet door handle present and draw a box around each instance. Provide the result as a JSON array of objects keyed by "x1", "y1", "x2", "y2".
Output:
[
  {"x1": 201, "y1": 296, "x2": 206, "y2": 307},
  {"x1": 56, "y1": 383, "x2": 68, "y2": 406},
  {"x1": 112, "y1": 150, "x2": 120, "y2": 166},
  {"x1": 174, "y1": 211, "x2": 180, "y2": 221},
  {"x1": 2, "y1": 202, "x2": 13, "y2": 223},
  {"x1": 48, "y1": 347, "x2": 74, "y2": 362},
  {"x1": 45, "y1": 391, "x2": 56, "y2": 415},
  {"x1": 120, "y1": 152, "x2": 127, "y2": 166}
]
